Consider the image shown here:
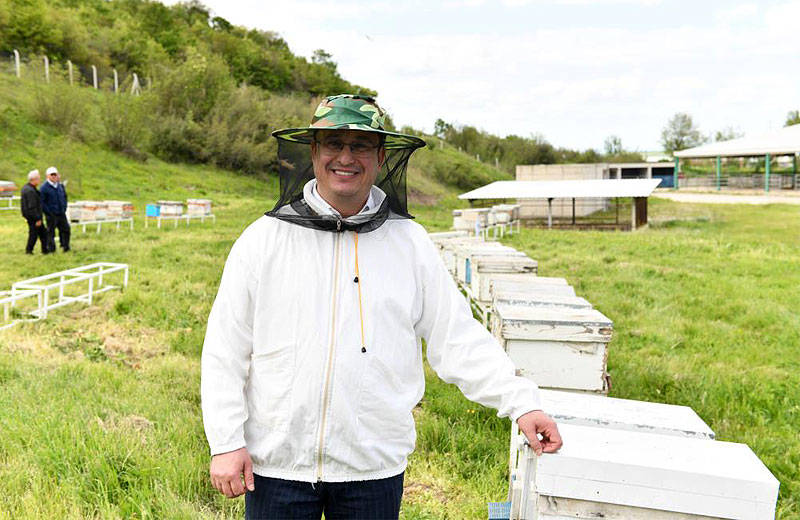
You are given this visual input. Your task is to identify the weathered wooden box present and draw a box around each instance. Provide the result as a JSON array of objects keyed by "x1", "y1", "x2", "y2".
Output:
[
  {"x1": 106, "y1": 200, "x2": 134, "y2": 219},
  {"x1": 492, "y1": 203, "x2": 520, "y2": 224},
  {"x1": 453, "y1": 207, "x2": 490, "y2": 232},
  {"x1": 187, "y1": 198, "x2": 212, "y2": 216},
  {"x1": 453, "y1": 243, "x2": 520, "y2": 284},
  {"x1": 435, "y1": 236, "x2": 486, "y2": 274},
  {"x1": 517, "y1": 424, "x2": 779, "y2": 520},
  {"x1": 493, "y1": 291, "x2": 592, "y2": 310},
  {"x1": 483, "y1": 273, "x2": 575, "y2": 304},
  {"x1": 539, "y1": 389, "x2": 714, "y2": 439},
  {"x1": 471, "y1": 257, "x2": 539, "y2": 299},
  {"x1": 79, "y1": 201, "x2": 108, "y2": 221},
  {"x1": 158, "y1": 200, "x2": 183, "y2": 216},
  {"x1": 428, "y1": 230, "x2": 469, "y2": 242},
  {"x1": 492, "y1": 303, "x2": 612, "y2": 393},
  {"x1": 0, "y1": 180, "x2": 17, "y2": 196}
]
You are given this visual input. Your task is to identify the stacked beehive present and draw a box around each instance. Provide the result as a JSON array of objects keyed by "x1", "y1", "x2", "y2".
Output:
[
  {"x1": 68, "y1": 201, "x2": 133, "y2": 222},
  {"x1": 427, "y1": 230, "x2": 779, "y2": 519},
  {"x1": 158, "y1": 200, "x2": 183, "y2": 217},
  {"x1": 187, "y1": 198, "x2": 212, "y2": 216},
  {"x1": 0, "y1": 180, "x2": 17, "y2": 198}
]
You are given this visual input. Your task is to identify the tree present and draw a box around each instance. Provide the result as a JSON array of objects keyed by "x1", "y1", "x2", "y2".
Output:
[
  {"x1": 660, "y1": 113, "x2": 706, "y2": 154},
  {"x1": 433, "y1": 118, "x2": 453, "y2": 139},
  {"x1": 786, "y1": 110, "x2": 800, "y2": 127},
  {"x1": 603, "y1": 135, "x2": 622, "y2": 155},
  {"x1": 713, "y1": 126, "x2": 743, "y2": 142}
]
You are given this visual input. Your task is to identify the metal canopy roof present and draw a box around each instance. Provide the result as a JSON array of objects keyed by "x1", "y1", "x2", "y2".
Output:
[
  {"x1": 674, "y1": 124, "x2": 800, "y2": 158},
  {"x1": 458, "y1": 178, "x2": 662, "y2": 200}
]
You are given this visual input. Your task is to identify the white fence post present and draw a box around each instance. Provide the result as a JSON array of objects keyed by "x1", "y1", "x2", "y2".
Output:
[
  {"x1": 131, "y1": 73, "x2": 141, "y2": 95},
  {"x1": 67, "y1": 60, "x2": 73, "y2": 85},
  {"x1": 92, "y1": 65, "x2": 98, "y2": 89},
  {"x1": 13, "y1": 49, "x2": 20, "y2": 78},
  {"x1": 113, "y1": 69, "x2": 118, "y2": 93},
  {"x1": 44, "y1": 56, "x2": 49, "y2": 83}
]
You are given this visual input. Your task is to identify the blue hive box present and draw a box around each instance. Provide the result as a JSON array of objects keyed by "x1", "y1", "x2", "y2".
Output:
[
  {"x1": 487, "y1": 501, "x2": 510, "y2": 520},
  {"x1": 146, "y1": 204, "x2": 160, "y2": 217}
]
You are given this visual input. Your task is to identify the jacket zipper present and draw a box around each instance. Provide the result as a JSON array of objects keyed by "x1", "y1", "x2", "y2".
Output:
[{"x1": 316, "y1": 228, "x2": 342, "y2": 480}]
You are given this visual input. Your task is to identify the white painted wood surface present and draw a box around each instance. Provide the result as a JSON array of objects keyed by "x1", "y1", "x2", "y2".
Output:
[
  {"x1": 428, "y1": 230, "x2": 469, "y2": 242},
  {"x1": 453, "y1": 243, "x2": 518, "y2": 284},
  {"x1": 462, "y1": 249, "x2": 530, "y2": 286},
  {"x1": 533, "y1": 424, "x2": 779, "y2": 519},
  {"x1": 493, "y1": 291, "x2": 592, "y2": 310},
  {"x1": 537, "y1": 389, "x2": 715, "y2": 439},
  {"x1": 492, "y1": 304, "x2": 612, "y2": 392},
  {"x1": 482, "y1": 273, "x2": 573, "y2": 303},
  {"x1": 435, "y1": 236, "x2": 486, "y2": 274},
  {"x1": 472, "y1": 256, "x2": 538, "y2": 297}
]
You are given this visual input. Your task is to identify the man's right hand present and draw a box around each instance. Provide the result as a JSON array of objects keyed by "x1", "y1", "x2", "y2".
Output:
[
  {"x1": 210, "y1": 447, "x2": 255, "y2": 498},
  {"x1": 35, "y1": 220, "x2": 41, "y2": 227}
]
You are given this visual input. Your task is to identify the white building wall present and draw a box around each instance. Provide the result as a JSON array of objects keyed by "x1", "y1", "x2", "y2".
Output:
[{"x1": 515, "y1": 164, "x2": 610, "y2": 219}]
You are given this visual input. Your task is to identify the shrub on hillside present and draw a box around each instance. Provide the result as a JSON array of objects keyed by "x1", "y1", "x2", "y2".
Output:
[
  {"x1": 31, "y1": 78, "x2": 89, "y2": 140},
  {"x1": 101, "y1": 91, "x2": 148, "y2": 159}
]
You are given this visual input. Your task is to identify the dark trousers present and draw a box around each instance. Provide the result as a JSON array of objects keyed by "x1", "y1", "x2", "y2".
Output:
[
  {"x1": 245, "y1": 472, "x2": 404, "y2": 520},
  {"x1": 45, "y1": 213, "x2": 70, "y2": 252},
  {"x1": 25, "y1": 218, "x2": 47, "y2": 253}
]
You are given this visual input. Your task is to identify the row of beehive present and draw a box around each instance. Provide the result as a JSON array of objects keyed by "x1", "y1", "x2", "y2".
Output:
[
  {"x1": 452, "y1": 204, "x2": 520, "y2": 233},
  {"x1": 145, "y1": 199, "x2": 212, "y2": 217},
  {"x1": 427, "y1": 230, "x2": 779, "y2": 519},
  {"x1": 0, "y1": 180, "x2": 17, "y2": 196},
  {"x1": 67, "y1": 201, "x2": 134, "y2": 222}
]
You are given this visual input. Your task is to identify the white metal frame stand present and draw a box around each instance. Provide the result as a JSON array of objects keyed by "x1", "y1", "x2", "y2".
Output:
[
  {"x1": 77, "y1": 217, "x2": 134, "y2": 234},
  {"x1": 11, "y1": 262, "x2": 129, "y2": 319},
  {"x1": 0, "y1": 196, "x2": 20, "y2": 211},
  {"x1": 0, "y1": 289, "x2": 44, "y2": 330}
]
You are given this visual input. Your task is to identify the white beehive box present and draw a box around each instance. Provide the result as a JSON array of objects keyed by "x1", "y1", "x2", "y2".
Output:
[
  {"x1": 520, "y1": 424, "x2": 779, "y2": 520},
  {"x1": 80, "y1": 201, "x2": 108, "y2": 221},
  {"x1": 435, "y1": 236, "x2": 486, "y2": 274},
  {"x1": 67, "y1": 202, "x2": 84, "y2": 222},
  {"x1": 492, "y1": 303, "x2": 612, "y2": 392},
  {"x1": 453, "y1": 207, "x2": 490, "y2": 232},
  {"x1": 493, "y1": 291, "x2": 592, "y2": 310},
  {"x1": 158, "y1": 200, "x2": 183, "y2": 216},
  {"x1": 453, "y1": 242, "x2": 519, "y2": 284},
  {"x1": 106, "y1": 200, "x2": 133, "y2": 219},
  {"x1": 492, "y1": 203, "x2": 520, "y2": 223},
  {"x1": 484, "y1": 273, "x2": 575, "y2": 304},
  {"x1": 489, "y1": 275, "x2": 577, "y2": 303},
  {"x1": 472, "y1": 257, "x2": 539, "y2": 300},
  {"x1": 0, "y1": 180, "x2": 17, "y2": 197},
  {"x1": 187, "y1": 198, "x2": 212, "y2": 216},
  {"x1": 428, "y1": 230, "x2": 469, "y2": 242},
  {"x1": 538, "y1": 389, "x2": 715, "y2": 439}
]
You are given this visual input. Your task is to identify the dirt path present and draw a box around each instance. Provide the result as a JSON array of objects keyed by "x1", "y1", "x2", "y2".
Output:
[{"x1": 652, "y1": 190, "x2": 800, "y2": 205}]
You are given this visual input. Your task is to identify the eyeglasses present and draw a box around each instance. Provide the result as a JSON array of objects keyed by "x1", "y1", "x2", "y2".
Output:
[{"x1": 316, "y1": 139, "x2": 381, "y2": 158}]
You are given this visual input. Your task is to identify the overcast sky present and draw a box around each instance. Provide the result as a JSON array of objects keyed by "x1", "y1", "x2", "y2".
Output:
[{"x1": 168, "y1": 0, "x2": 800, "y2": 152}]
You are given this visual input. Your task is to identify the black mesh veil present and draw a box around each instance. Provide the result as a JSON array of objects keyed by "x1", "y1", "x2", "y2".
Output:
[{"x1": 265, "y1": 137, "x2": 423, "y2": 233}]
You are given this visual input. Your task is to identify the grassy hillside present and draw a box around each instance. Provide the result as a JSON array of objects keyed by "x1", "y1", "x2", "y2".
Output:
[{"x1": 1, "y1": 73, "x2": 799, "y2": 518}]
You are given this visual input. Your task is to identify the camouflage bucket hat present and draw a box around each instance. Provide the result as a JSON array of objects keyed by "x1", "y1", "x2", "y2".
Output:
[{"x1": 272, "y1": 94, "x2": 426, "y2": 150}]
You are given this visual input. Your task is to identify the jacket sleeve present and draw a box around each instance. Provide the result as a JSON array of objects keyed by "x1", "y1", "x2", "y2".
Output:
[
  {"x1": 40, "y1": 184, "x2": 52, "y2": 215},
  {"x1": 20, "y1": 187, "x2": 35, "y2": 220},
  {"x1": 201, "y1": 235, "x2": 258, "y2": 456},
  {"x1": 414, "y1": 236, "x2": 541, "y2": 421}
]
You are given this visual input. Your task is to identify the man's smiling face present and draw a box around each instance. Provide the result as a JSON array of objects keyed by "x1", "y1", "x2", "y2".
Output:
[{"x1": 310, "y1": 129, "x2": 385, "y2": 217}]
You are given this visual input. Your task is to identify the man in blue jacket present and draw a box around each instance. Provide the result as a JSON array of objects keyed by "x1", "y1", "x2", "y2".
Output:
[{"x1": 40, "y1": 166, "x2": 70, "y2": 253}]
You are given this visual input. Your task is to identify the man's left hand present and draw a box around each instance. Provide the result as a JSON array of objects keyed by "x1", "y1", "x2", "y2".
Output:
[{"x1": 517, "y1": 410, "x2": 563, "y2": 456}]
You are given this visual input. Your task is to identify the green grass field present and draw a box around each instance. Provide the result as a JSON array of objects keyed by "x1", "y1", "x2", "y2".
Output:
[{"x1": 2, "y1": 75, "x2": 799, "y2": 518}]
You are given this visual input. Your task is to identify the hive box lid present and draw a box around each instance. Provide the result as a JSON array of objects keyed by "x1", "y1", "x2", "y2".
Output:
[
  {"x1": 489, "y1": 273, "x2": 568, "y2": 286},
  {"x1": 428, "y1": 230, "x2": 469, "y2": 242},
  {"x1": 536, "y1": 424, "x2": 779, "y2": 519},
  {"x1": 493, "y1": 292, "x2": 592, "y2": 310},
  {"x1": 539, "y1": 389, "x2": 714, "y2": 439},
  {"x1": 495, "y1": 304, "x2": 612, "y2": 341}
]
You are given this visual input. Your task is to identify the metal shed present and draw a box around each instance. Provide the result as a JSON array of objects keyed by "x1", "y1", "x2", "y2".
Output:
[
  {"x1": 458, "y1": 178, "x2": 661, "y2": 230},
  {"x1": 673, "y1": 124, "x2": 800, "y2": 192}
]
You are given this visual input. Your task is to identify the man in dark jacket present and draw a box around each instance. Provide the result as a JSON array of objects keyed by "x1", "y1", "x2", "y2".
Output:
[
  {"x1": 40, "y1": 166, "x2": 70, "y2": 253},
  {"x1": 20, "y1": 169, "x2": 48, "y2": 255}
]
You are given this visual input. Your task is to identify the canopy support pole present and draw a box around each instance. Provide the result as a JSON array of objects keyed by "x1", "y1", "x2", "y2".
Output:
[
  {"x1": 547, "y1": 198, "x2": 553, "y2": 229},
  {"x1": 793, "y1": 154, "x2": 797, "y2": 190},
  {"x1": 765, "y1": 153, "x2": 771, "y2": 193},
  {"x1": 716, "y1": 156, "x2": 721, "y2": 191},
  {"x1": 673, "y1": 157, "x2": 679, "y2": 189},
  {"x1": 572, "y1": 198, "x2": 576, "y2": 226}
]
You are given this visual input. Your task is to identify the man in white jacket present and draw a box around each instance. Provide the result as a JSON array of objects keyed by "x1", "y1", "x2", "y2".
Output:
[{"x1": 202, "y1": 94, "x2": 562, "y2": 519}]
